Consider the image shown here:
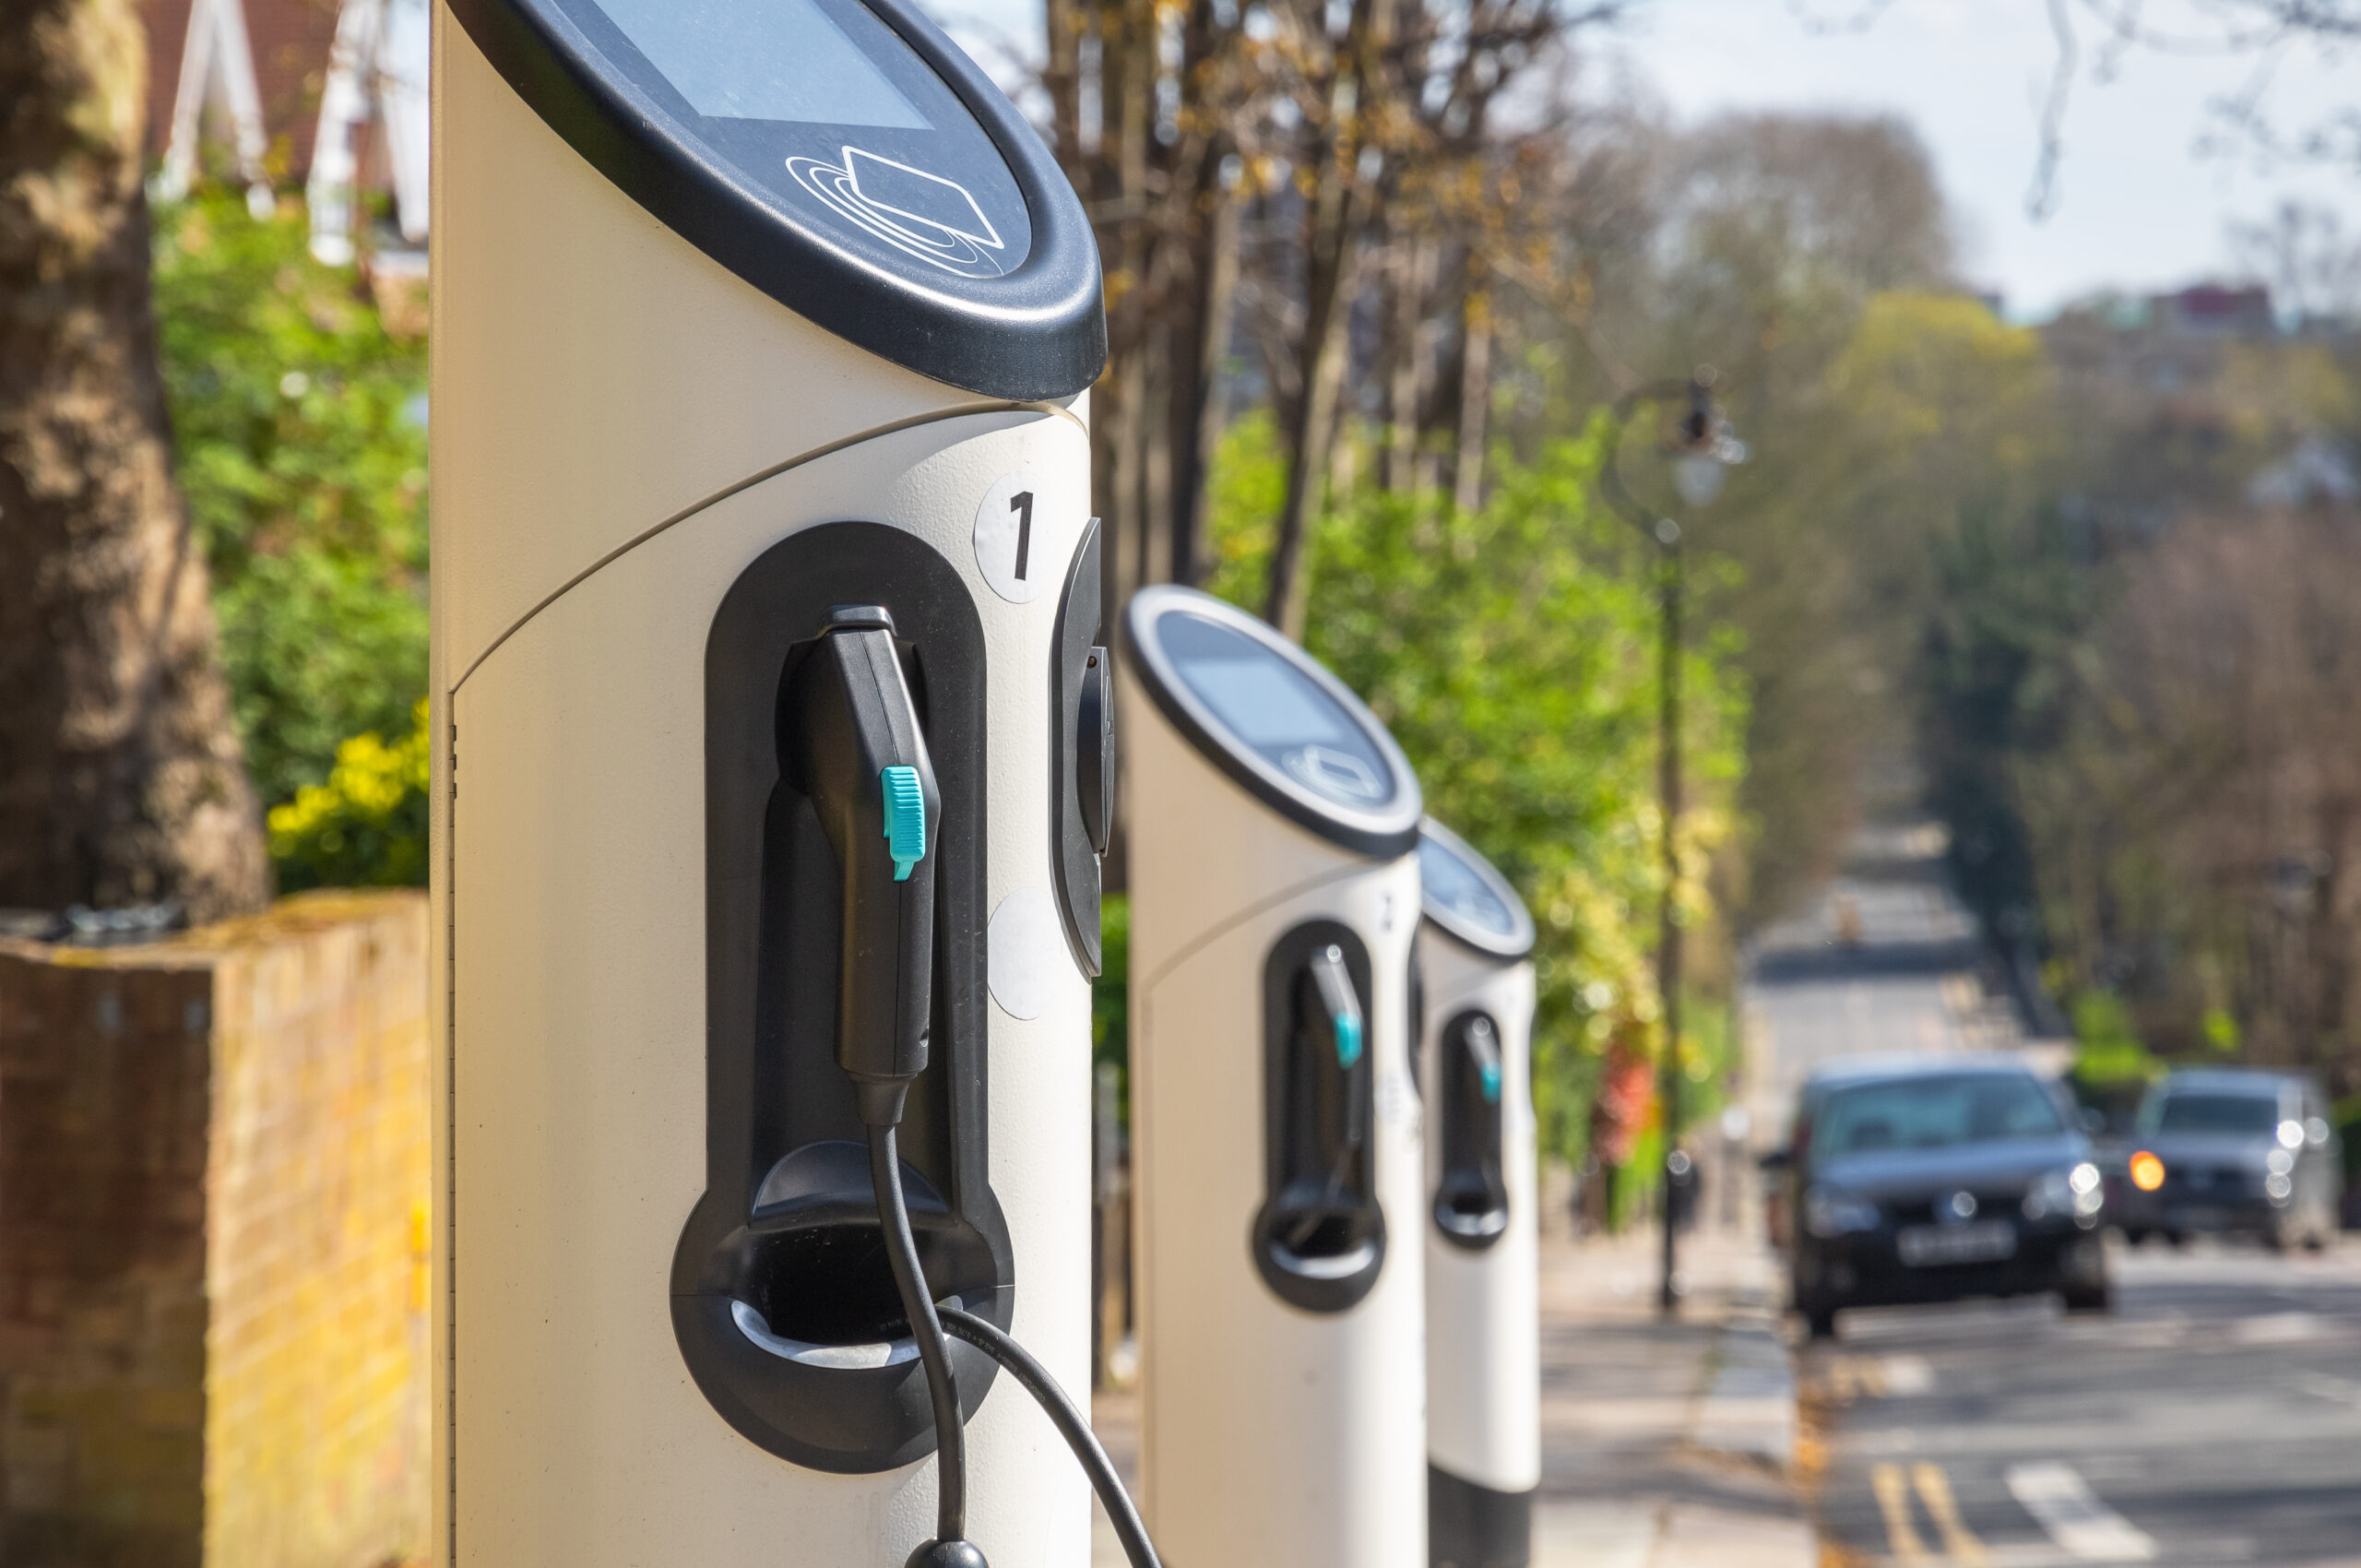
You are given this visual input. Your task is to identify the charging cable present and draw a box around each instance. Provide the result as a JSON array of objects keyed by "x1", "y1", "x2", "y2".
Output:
[
  {"x1": 869, "y1": 1122, "x2": 979, "y2": 1568},
  {"x1": 865, "y1": 1127, "x2": 1163, "y2": 1568},
  {"x1": 936, "y1": 1306, "x2": 1160, "y2": 1568}
]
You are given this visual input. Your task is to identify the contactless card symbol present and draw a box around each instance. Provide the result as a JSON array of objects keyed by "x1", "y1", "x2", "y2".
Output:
[
  {"x1": 1284, "y1": 745, "x2": 1383, "y2": 803},
  {"x1": 786, "y1": 146, "x2": 1008, "y2": 277}
]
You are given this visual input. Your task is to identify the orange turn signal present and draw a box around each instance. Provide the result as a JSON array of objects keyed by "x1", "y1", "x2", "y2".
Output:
[{"x1": 2129, "y1": 1150, "x2": 2165, "y2": 1192}]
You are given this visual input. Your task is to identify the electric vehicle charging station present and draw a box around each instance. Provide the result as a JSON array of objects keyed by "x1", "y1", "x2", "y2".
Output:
[
  {"x1": 1121, "y1": 585, "x2": 1429, "y2": 1568},
  {"x1": 430, "y1": 0, "x2": 1132, "y2": 1561},
  {"x1": 1415, "y1": 819, "x2": 1540, "y2": 1568}
]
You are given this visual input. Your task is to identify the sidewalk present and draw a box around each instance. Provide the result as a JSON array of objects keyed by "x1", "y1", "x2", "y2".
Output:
[
  {"x1": 1532, "y1": 1226, "x2": 1813, "y2": 1568},
  {"x1": 1086, "y1": 1223, "x2": 1813, "y2": 1567}
]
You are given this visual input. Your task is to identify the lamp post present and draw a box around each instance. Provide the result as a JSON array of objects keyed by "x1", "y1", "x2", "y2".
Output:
[{"x1": 1599, "y1": 372, "x2": 1746, "y2": 1317}]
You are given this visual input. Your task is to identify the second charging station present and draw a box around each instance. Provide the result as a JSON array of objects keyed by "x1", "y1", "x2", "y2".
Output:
[{"x1": 1121, "y1": 586, "x2": 1429, "y2": 1568}]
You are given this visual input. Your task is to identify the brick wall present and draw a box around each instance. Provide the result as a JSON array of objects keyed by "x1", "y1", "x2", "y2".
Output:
[{"x1": 0, "y1": 892, "x2": 431, "y2": 1568}]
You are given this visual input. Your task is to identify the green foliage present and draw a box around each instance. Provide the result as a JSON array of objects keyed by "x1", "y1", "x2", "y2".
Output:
[
  {"x1": 1094, "y1": 893, "x2": 1130, "y2": 1106},
  {"x1": 2068, "y1": 990, "x2": 2159, "y2": 1087},
  {"x1": 268, "y1": 701, "x2": 432, "y2": 892},
  {"x1": 1201, "y1": 418, "x2": 1750, "y2": 1163},
  {"x1": 153, "y1": 193, "x2": 430, "y2": 830},
  {"x1": 1201, "y1": 411, "x2": 1287, "y2": 608}
]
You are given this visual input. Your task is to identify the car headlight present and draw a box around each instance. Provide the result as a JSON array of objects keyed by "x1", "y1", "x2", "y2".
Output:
[
  {"x1": 2265, "y1": 1172, "x2": 2294, "y2": 1203},
  {"x1": 2024, "y1": 1163, "x2": 2104, "y2": 1221},
  {"x1": 2278, "y1": 1120, "x2": 2306, "y2": 1150},
  {"x1": 1804, "y1": 1186, "x2": 1881, "y2": 1238},
  {"x1": 2267, "y1": 1147, "x2": 2295, "y2": 1176}
]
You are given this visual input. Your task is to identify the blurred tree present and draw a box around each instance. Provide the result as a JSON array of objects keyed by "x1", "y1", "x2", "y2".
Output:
[
  {"x1": 1052, "y1": 0, "x2": 1623, "y2": 633},
  {"x1": 2019, "y1": 507, "x2": 2361, "y2": 1095},
  {"x1": 1204, "y1": 417, "x2": 1750, "y2": 1161},
  {"x1": 0, "y1": 0, "x2": 268, "y2": 922},
  {"x1": 1548, "y1": 114, "x2": 1964, "y2": 926},
  {"x1": 151, "y1": 193, "x2": 429, "y2": 812},
  {"x1": 1915, "y1": 500, "x2": 2087, "y2": 947}
]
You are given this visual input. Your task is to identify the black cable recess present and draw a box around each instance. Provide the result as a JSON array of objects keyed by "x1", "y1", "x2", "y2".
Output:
[{"x1": 937, "y1": 1309, "x2": 1162, "y2": 1568}]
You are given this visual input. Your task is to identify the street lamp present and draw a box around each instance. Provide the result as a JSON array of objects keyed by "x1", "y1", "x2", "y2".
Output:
[{"x1": 1598, "y1": 371, "x2": 1745, "y2": 1317}]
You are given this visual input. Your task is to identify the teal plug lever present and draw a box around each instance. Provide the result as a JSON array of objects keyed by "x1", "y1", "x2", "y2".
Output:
[
  {"x1": 1335, "y1": 1013, "x2": 1365, "y2": 1071},
  {"x1": 882, "y1": 766, "x2": 928, "y2": 881}
]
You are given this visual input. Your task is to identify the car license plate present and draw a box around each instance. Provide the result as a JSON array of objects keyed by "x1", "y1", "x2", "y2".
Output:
[{"x1": 1896, "y1": 1220, "x2": 2017, "y2": 1266}]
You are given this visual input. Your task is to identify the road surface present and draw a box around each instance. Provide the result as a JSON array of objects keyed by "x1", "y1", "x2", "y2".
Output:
[
  {"x1": 1746, "y1": 819, "x2": 2361, "y2": 1568},
  {"x1": 1808, "y1": 1241, "x2": 2361, "y2": 1568}
]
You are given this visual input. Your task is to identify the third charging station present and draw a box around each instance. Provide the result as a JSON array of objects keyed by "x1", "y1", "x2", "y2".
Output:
[{"x1": 1418, "y1": 820, "x2": 1542, "y2": 1568}]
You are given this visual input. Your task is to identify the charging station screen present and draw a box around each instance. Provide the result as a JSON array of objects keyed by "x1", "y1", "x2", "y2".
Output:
[
  {"x1": 1157, "y1": 612, "x2": 1398, "y2": 810},
  {"x1": 598, "y1": 0, "x2": 930, "y2": 127},
  {"x1": 1419, "y1": 834, "x2": 1521, "y2": 943},
  {"x1": 562, "y1": 0, "x2": 1034, "y2": 279}
]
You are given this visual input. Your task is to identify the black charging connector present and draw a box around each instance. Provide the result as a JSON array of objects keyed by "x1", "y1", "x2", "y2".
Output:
[
  {"x1": 794, "y1": 603, "x2": 1162, "y2": 1568},
  {"x1": 783, "y1": 606, "x2": 943, "y2": 1131}
]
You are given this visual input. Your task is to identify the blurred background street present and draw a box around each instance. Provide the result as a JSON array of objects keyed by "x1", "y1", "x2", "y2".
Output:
[{"x1": 1755, "y1": 803, "x2": 2361, "y2": 1568}]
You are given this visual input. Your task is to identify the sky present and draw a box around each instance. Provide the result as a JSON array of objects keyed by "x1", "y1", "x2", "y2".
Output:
[
  {"x1": 1608, "y1": 0, "x2": 2361, "y2": 318},
  {"x1": 924, "y1": 0, "x2": 2361, "y2": 321}
]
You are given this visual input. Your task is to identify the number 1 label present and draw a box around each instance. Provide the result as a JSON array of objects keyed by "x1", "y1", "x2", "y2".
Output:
[
  {"x1": 974, "y1": 469, "x2": 1051, "y2": 603},
  {"x1": 1011, "y1": 491, "x2": 1034, "y2": 581}
]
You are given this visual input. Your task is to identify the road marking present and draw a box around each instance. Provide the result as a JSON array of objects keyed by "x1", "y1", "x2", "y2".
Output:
[
  {"x1": 1873, "y1": 1462, "x2": 1931, "y2": 1564},
  {"x1": 1828, "y1": 1353, "x2": 1935, "y2": 1400},
  {"x1": 2005, "y1": 1463, "x2": 2156, "y2": 1562},
  {"x1": 1914, "y1": 1464, "x2": 1989, "y2": 1565},
  {"x1": 2231, "y1": 1312, "x2": 2323, "y2": 1345},
  {"x1": 2294, "y1": 1370, "x2": 2361, "y2": 1408},
  {"x1": 1884, "y1": 1354, "x2": 1935, "y2": 1395}
]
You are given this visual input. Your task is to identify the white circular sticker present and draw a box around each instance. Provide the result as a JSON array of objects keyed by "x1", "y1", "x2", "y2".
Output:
[
  {"x1": 973, "y1": 469, "x2": 1061, "y2": 604},
  {"x1": 987, "y1": 885, "x2": 1066, "y2": 1019}
]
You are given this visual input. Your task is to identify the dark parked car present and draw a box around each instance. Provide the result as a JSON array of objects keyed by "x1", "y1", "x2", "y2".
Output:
[
  {"x1": 2110, "y1": 1068, "x2": 2342, "y2": 1251},
  {"x1": 1765, "y1": 1056, "x2": 2109, "y2": 1338}
]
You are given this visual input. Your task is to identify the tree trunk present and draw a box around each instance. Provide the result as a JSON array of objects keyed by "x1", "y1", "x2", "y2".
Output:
[
  {"x1": 0, "y1": 0, "x2": 270, "y2": 923},
  {"x1": 1264, "y1": 279, "x2": 1353, "y2": 640},
  {"x1": 1452, "y1": 283, "x2": 1492, "y2": 516},
  {"x1": 1043, "y1": 0, "x2": 1085, "y2": 171},
  {"x1": 1164, "y1": 167, "x2": 1236, "y2": 588},
  {"x1": 1263, "y1": 0, "x2": 1376, "y2": 638},
  {"x1": 1383, "y1": 233, "x2": 1433, "y2": 495}
]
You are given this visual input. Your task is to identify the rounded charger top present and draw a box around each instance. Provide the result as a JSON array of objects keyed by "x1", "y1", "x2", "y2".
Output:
[
  {"x1": 1123, "y1": 586, "x2": 1421, "y2": 859},
  {"x1": 450, "y1": 0, "x2": 1106, "y2": 400},
  {"x1": 1418, "y1": 816, "x2": 1535, "y2": 961}
]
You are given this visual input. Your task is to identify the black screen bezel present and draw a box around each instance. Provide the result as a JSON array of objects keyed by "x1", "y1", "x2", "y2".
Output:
[
  {"x1": 1417, "y1": 816, "x2": 1535, "y2": 960},
  {"x1": 1122, "y1": 587, "x2": 1421, "y2": 859},
  {"x1": 450, "y1": 0, "x2": 1105, "y2": 400}
]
